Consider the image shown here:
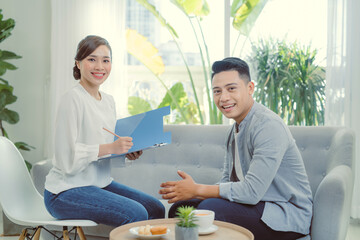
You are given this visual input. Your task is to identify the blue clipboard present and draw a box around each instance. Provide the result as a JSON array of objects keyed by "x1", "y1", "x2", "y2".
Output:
[{"x1": 100, "y1": 106, "x2": 171, "y2": 160}]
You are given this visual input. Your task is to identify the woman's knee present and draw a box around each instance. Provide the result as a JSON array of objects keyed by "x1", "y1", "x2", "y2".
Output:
[{"x1": 127, "y1": 206, "x2": 149, "y2": 222}]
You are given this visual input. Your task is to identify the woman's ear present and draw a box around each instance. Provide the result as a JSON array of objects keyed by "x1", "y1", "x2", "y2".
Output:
[{"x1": 76, "y1": 61, "x2": 80, "y2": 69}]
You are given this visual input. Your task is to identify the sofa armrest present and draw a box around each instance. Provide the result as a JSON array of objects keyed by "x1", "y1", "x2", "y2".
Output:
[{"x1": 311, "y1": 165, "x2": 354, "y2": 240}]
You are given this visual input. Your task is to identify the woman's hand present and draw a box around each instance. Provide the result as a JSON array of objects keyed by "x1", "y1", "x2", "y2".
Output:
[
  {"x1": 112, "y1": 137, "x2": 133, "y2": 155},
  {"x1": 126, "y1": 150, "x2": 143, "y2": 160},
  {"x1": 98, "y1": 136, "x2": 133, "y2": 157}
]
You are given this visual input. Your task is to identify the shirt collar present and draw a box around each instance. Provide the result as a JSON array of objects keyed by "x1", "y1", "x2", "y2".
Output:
[{"x1": 238, "y1": 101, "x2": 257, "y2": 128}]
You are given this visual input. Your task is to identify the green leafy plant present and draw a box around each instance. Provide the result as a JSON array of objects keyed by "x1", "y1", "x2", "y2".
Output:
[
  {"x1": 249, "y1": 38, "x2": 325, "y2": 126},
  {"x1": 132, "y1": 0, "x2": 268, "y2": 124},
  {"x1": 176, "y1": 206, "x2": 197, "y2": 228},
  {"x1": 128, "y1": 82, "x2": 200, "y2": 124},
  {"x1": 0, "y1": 9, "x2": 34, "y2": 170},
  {"x1": 126, "y1": 29, "x2": 199, "y2": 124}
]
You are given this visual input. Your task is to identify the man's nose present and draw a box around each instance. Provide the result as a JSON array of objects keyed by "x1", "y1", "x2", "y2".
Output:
[{"x1": 220, "y1": 91, "x2": 230, "y2": 101}]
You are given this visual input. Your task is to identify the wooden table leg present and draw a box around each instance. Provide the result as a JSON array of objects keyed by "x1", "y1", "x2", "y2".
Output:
[{"x1": 77, "y1": 226, "x2": 86, "y2": 240}]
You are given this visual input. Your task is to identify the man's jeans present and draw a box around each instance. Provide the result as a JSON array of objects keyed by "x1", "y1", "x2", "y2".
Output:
[{"x1": 44, "y1": 181, "x2": 165, "y2": 226}]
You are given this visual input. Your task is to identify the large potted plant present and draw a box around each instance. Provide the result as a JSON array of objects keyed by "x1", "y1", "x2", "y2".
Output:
[
  {"x1": 0, "y1": 9, "x2": 33, "y2": 167},
  {"x1": 175, "y1": 206, "x2": 198, "y2": 240},
  {"x1": 249, "y1": 38, "x2": 325, "y2": 126},
  {"x1": 0, "y1": 8, "x2": 34, "y2": 236}
]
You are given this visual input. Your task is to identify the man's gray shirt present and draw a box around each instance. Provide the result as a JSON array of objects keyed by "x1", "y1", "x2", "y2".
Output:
[{"x1": 219, "y1": 102, "x2": 313, "y2": 235}]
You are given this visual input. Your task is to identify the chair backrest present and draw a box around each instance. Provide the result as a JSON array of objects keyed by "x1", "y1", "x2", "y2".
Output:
[{"x1": 0, "y1": 136, "x2": 51, "y2": 223}]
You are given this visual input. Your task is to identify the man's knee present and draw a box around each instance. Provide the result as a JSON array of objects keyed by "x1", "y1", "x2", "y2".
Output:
[{"x1": 197, "y1": 198, "x2": 226, "y2": 211}]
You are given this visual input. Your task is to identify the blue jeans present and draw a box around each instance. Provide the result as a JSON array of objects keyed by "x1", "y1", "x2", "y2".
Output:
[
  {"x1": 44, "y1": 181, "x2": 165, "y2": 226},
  {"x1": 169, "y1": 199, "x2": 306, "y2": 240}
]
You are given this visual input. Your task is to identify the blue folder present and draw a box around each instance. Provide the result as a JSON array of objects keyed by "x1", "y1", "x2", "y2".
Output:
[{"x1": 100, "y1": 106, "x2": 171, "y2": 160}]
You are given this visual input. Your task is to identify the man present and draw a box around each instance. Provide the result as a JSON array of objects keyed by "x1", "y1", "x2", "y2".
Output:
[{"x1": 159, "y1": 57, "x2": 313, "y2": 240}]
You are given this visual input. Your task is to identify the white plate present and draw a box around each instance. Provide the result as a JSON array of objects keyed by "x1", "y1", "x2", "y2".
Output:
[
  {"x1": 198, "y1": 224, "x2": 219, "y2": 235},
  {"x1": 129, "y1": 226, "x2": 170, "y2": 239}
]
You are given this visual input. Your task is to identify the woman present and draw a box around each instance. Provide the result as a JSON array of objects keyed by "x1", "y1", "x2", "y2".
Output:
[{"x1": 44, "y1": 35, "x2": 165, "y2": 226}]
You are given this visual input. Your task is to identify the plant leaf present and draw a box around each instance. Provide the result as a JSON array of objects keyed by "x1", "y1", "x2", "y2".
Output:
[
  {"x1": 0, "y1": 50, "x2": 21, "y2": 60},
  {"x1": 0, "y1": 89, "x2": 17, "y2": 109},
  {"x1": 0, "y1": 60, "x2": 17, "y2": 76},
  {"x1": 0, "y1": 108, "x2": 19, "y2": 124},
  {"x1": 0, "y1": 10, "x2": 15, "y2": 43},
  {"x1": 135, "y1": 0, "x2": 179, "y2": 38},
  {"x1": 158, "y1": 82, "x2": 187, "y2": 109},
  {"x1": 15, "y1": 141, "x2": 35, "y2": 151},
  {"x1": 0, "y1": 83, "x2": 13, "y2": 93},
  {"x1": 126, "y1": 29, "x2": 165, "y2": 76},
  {"x1": 171, "y1": 0, "x2": 210, "y2": 16},
  {"x1": 0, "y1": 77, "x2": 8, "y2": 84},
  {"x1": 127, "y1": 96, "x2": 152, "y2": 115},
  {"x1": 232, "y1": 0, "x2": 268, "y2": 36}
]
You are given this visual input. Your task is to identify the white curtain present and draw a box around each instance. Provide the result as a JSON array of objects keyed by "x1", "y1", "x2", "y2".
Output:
[
  {"x1": 326, "y1": 0, "x2": 360, "y2": 219},
  {"x1": 45, "y1": 0, "x2": 127, "y2": 158}
]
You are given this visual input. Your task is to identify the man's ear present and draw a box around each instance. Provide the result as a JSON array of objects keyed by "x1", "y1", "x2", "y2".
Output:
[{"x1": 248, "y1": 81, "x2": 255, "y2": 95}]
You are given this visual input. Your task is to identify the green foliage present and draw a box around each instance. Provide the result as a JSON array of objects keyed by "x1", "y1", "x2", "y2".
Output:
[
  {"x1": 135, "y1": 0, "x2": 267, "y2": 124},
  {"x1": 128, "y1": 82, "x2": 200, "y2": 124},
  {"x1": 0, "y1": 9, "x2": 34, "y2": 171},
  {"x1": 249, "y1": 38, "x2": 325, "y2": 126},
  {"x1": 176, "y1": 206, "x2": 197, "y2": 228}
]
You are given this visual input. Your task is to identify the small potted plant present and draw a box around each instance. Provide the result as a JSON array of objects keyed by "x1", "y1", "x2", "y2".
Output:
[{"x1": 175, "y1": 206, "x2": 198, "y2": 240}]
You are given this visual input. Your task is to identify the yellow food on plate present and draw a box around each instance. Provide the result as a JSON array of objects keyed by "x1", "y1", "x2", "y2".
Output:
[
  {"x1": 138, "y1": 224, "x2": 151, "y2": 235},
  {"x1": 150, "y1": 225, "x2": 168, "y2": 235}
]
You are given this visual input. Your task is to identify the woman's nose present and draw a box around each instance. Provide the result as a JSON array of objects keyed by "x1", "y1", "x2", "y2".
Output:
[{"x1": 95, "y1": 61, "x2": 104, "y2": 70}]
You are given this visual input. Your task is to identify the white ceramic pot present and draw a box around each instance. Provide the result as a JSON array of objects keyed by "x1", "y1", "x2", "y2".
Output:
[{"x1": 175, "y1": 225, "x2": 199, "y2": 240}]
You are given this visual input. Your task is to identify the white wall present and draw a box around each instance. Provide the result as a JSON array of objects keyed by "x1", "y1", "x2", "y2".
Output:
[{"x1": 1, "y1": 0, "x2": 51, "y2": 164}]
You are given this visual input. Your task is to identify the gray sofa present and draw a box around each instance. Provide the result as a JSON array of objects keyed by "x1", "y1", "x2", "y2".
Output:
[{"x1": 31, "y1": 125, "x2": 355, "y2": 240}]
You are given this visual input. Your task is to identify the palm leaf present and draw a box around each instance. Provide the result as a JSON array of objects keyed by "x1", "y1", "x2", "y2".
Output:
[
  {"x1": 231, "y1": 0, "x2": 268, "y2": 36},
  {"x1": 135, "y1": 0, "x2": 178, "y2": 38},
  {"x1": 127, "y1": 96, "x2": 152, "y2": 115},
  {"x1": 126, "y1": 29, "x2": 165, "y2": 76}
]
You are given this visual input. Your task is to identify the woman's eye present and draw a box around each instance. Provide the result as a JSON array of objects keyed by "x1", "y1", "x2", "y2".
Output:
[{"x1": 88, "y1": 58, "x2": 95, "y2": 62}]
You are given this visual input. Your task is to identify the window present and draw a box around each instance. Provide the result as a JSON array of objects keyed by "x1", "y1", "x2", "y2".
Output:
[{"x1": 125, "y1": 0, "x2": 327, "y2": 125}]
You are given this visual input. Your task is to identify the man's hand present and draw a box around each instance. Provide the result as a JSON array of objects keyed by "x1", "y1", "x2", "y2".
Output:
[
  {"x1": 159, "y1": 170, "x2": 198, "y2": 203},
  {"x1": 126, "y1": 150, "x2": 143, "y2": 160}
]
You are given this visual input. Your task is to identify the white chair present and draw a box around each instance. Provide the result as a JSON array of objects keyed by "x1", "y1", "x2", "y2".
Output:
[{"x1": 0, "y1": 136, "x2": 97, "y2": 240}]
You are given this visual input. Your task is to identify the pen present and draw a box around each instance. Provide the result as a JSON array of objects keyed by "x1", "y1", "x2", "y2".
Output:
[{"x1": 103, "y1": 127, "x2": 121, "y2": 139}]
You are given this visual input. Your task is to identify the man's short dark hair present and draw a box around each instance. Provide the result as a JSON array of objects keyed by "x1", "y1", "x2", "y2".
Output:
[{"x1": 211, "y1": 57, "x2": 251, "y2": 82}]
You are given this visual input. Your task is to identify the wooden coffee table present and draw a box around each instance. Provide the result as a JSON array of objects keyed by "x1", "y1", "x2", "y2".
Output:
[{"x1": 110, "y1": 218, "x2": 254, "y2": 240}]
